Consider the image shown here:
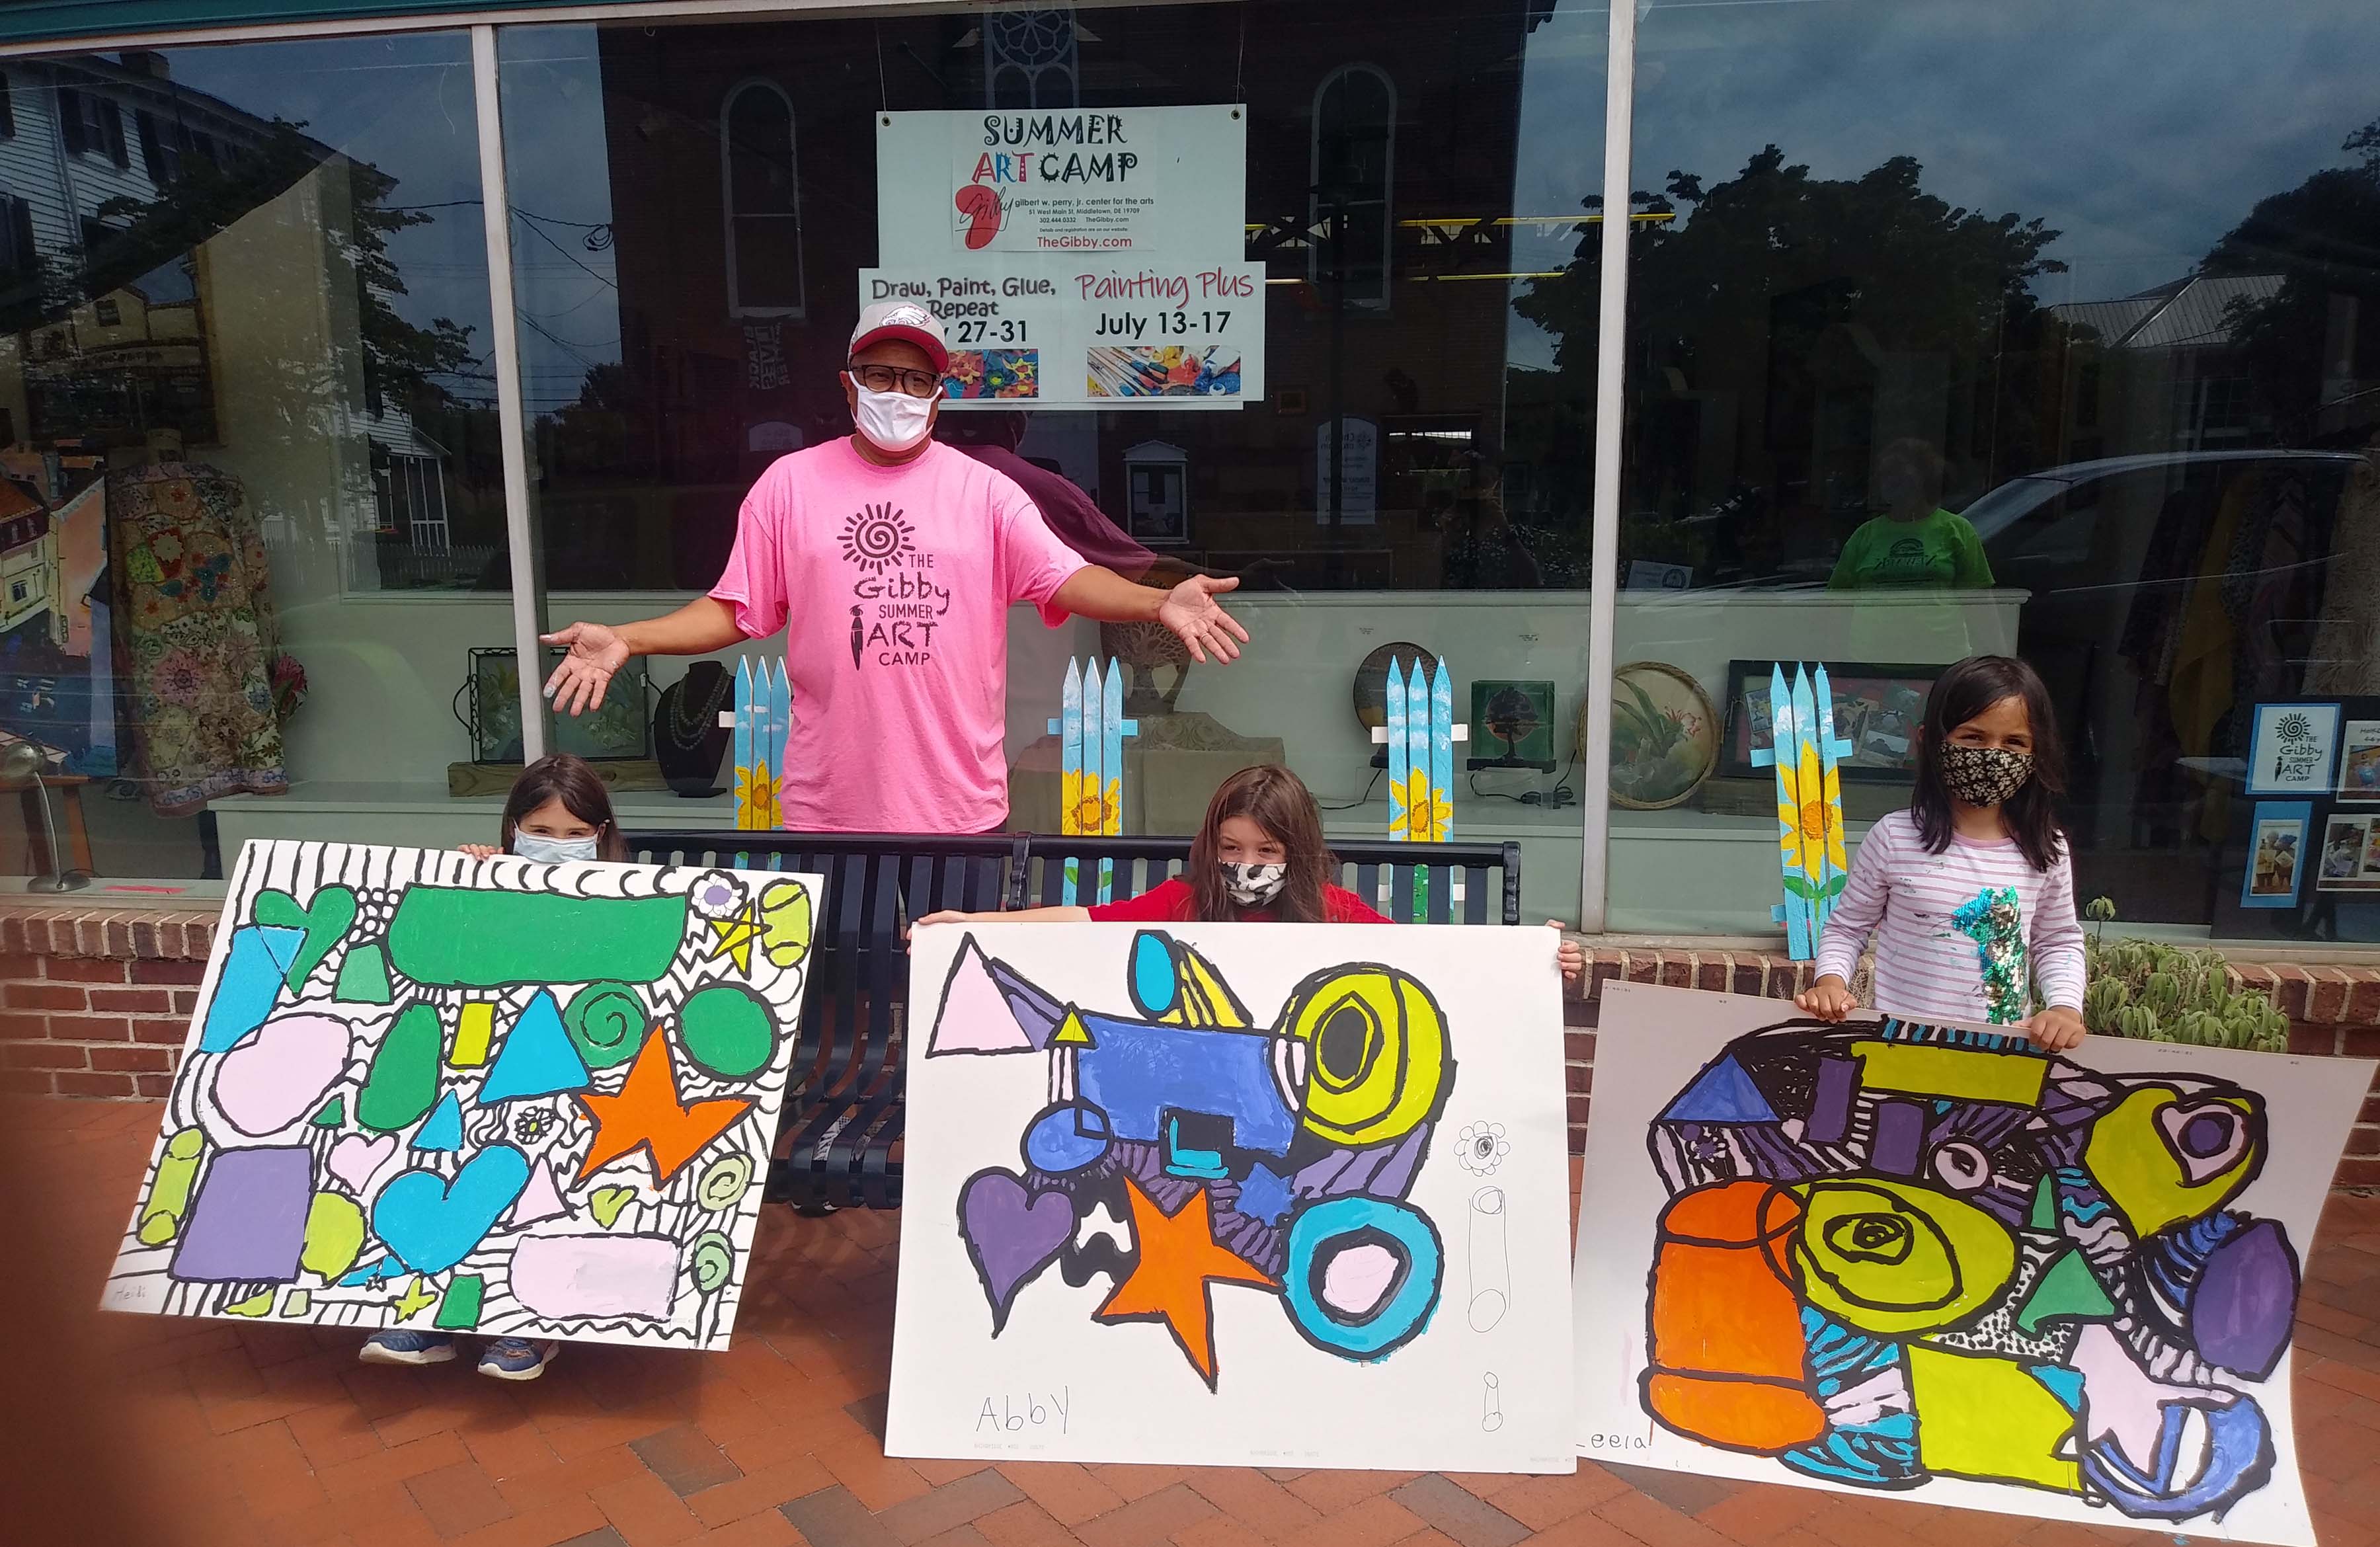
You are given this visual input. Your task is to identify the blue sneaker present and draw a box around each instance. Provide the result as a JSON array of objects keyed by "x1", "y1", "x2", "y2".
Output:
[
  {"x1": 359, "y1": 1329, "x2": 457, "y2": 1367},
  {"x1": 477, "y1": 1337, "x2": 561, "y2": 1381}
]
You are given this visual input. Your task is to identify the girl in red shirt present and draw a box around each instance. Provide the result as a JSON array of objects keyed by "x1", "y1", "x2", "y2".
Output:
[{"x1": 920, "y1": 764, "x2": 1587, "y2": 979}]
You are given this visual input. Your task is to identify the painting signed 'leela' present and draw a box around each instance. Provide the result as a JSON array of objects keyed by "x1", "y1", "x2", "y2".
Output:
[
  {"x1": 1636, "y1": 1010, "x2": 2311, "y2": 1529},
  {"x1": 103, "y1": 840, "x2": 818, "y2": 1351}
]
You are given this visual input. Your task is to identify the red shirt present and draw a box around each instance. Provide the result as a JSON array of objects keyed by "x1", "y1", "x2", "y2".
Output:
[{"x1": 1086, "y1": 875, "x2": 1391, "y2": 924}]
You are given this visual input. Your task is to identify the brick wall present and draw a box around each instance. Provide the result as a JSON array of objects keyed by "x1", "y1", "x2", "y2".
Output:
[
  {"x1": 5, "y1": 904, "x2": 2377, "y2": 1190},
  {"x1": 0, "y1": 909, "x2": 215, "y2": 1099}
]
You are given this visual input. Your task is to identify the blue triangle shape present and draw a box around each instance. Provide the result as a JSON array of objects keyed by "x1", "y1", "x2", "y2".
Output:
[
  {"x1": 197, "y1": 926, "x2": 309, "y2": 1053},
  {"x1": 1659, "y1": 1056, "x2": 1779, "y2": 1125},
  {"x1": 479, "y1": 990, "x2": 590, "y2": 1103},
  {"x1": 338, "y1": 1255, "x2": 395, "y2": 1287},
  {"x1": 413, "y1": 1090, "x2": 464, "y2": 1152},
  {"x1": 2026, "y1": 1362, "x2": 2086, "y2": 1413}
]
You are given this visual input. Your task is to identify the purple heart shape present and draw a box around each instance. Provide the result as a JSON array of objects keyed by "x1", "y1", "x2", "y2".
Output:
[{"x1": 960, "y1": 1169, "x2": 1074, "y2": 1332}]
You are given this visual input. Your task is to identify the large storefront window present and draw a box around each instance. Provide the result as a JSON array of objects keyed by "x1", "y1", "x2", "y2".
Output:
[
  {"x1": 0, "y1": 35, "x2": 508, "y2": 885},
  {"x1": 500, "y1": 2, "x2": 1605, "y2": 921},
  {"x1": 1605, "y1": 0, "x2": 2380, "y2": 939}
]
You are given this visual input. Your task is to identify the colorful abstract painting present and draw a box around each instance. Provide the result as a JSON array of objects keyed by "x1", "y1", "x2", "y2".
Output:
[
  {"x1": 102, "y1": 840, "x2": 820, "y2": 1351},
  {"x1": 1573, "y1": 983, "x2": 2371, "y2": 1544},
  {"x1": 888, "y1": 923, "x2": 1576, "y2": 1470}
]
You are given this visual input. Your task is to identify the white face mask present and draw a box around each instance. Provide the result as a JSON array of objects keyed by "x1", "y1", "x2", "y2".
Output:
[
  {"x1": 852, "y1": 382, "x2": 936, "y2": 453},
  {"x1": 512, "y1": 832, "x2": 601, "y2": 865}
]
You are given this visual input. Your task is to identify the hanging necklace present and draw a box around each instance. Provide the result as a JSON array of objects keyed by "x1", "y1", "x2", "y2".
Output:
[{"x1": 664, "y1": 668, "x2": 731, "y2": 749}]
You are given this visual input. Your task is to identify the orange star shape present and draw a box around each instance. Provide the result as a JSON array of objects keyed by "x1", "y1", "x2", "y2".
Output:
[
  {"x1": 573, "y1": 1033, "x2": 754, "y2": 1187},
  {"x1": 1095, "y1": 1177, "x2": 1279, "y2": 1390}
]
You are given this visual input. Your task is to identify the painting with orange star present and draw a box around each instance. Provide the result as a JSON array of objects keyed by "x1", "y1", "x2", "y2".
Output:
[
  {"x1": 889, "y1": 923, "x2": 1578, "y2": 1472},
  {"x1": 104, "y1": 840, "x2": 822, "y2": 1353}
]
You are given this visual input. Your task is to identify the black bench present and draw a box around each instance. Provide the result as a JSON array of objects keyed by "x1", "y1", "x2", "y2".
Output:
[
  {"x1": 1013, "y1": 836, "x2": 1524, "y2": 925},
  {"x1": 621, "y1": 829, "x2": 1521, "y2": 1210}
]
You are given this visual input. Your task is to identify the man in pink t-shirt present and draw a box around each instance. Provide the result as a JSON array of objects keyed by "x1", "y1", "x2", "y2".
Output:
[{"x1": 540, "y1": 302, "x2": 1248, "y2": 834}]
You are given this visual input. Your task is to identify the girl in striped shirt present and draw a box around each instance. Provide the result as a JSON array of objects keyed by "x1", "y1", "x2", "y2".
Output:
[{"x1": 1796, "y1": 654, "x2": 2088, "y2": 1049}]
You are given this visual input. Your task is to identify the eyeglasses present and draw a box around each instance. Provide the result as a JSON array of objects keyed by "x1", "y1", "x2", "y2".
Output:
[{"x1": 849, "y1": 362, "x2": 942, "y2": 398}]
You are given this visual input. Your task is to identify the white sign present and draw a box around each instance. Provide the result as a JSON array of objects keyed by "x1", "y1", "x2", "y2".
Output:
[
  {"x1": 888, "y1": 923, "x2": 1578, "y2": 1471},
  {"x1": 1573, "y1": 982, "x2": 2368, "y2": 1545},
  {"x1": 878, "y1": 106, "x2": 1245, "y2": 257},
  {"x1": 860, "y1": 257, "x2": 1264, "y2": 410},
  {"x1": 2245, "y1": 702, "x2": 2342, "y2": 795},
  {"x1": 874, "y1": 106, "x2": 1258, "y2": 412},
  {"x1": 1315, "y1": 415, "x2": 1379, "y2": 525}
]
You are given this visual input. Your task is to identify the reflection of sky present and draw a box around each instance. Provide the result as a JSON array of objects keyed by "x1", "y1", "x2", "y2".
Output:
[
  {"x1": 1505, "y1": 0, "x2": 2380, "y2": 370},
  {"x1": 141, "y1": 3, "x2": 2380, "y2": 395},
  {"x1": 496, "y1": 26, "x2": 621, "y2": 415},
  {"x1": 161, "y1": 28, "x2": 624, "y2": 414},
  {"x1": 165, "y1": 31, "x2": 495, "y2": 399}
]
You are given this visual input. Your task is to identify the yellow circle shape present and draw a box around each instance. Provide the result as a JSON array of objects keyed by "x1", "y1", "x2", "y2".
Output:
[
  {"x1": 1794, "y1": 1178, "x2": 2015, "y2": 1335},
  {"x1": 1283, "y1": 965, "x2": 1447, "y2": 1145},
  {"x1": 2082, "y1": 1086, "x2": 2258, "y2": 1239}
]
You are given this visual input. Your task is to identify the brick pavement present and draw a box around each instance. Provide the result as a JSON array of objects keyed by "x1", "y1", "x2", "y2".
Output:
[{"x1": 7, "y1": 1095, "x2": 2379, "y2": 1547}]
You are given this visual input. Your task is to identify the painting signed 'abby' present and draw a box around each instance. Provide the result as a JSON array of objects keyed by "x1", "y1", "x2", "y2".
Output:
[{"x1": 889, "y1": 922, "x2": 1577, "y2": 1472}]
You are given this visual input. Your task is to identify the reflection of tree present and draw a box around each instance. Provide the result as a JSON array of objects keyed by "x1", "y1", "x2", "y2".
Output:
[
  {"x1": 2205, "y1": 115, "x2": 2380, "y2": 444},
  {"x1": 17, "y1": 120, "x2": 472, "y2": 413},
  {"x1": 31, "y1": 118, "x2": 491, "y2": 587},
  {"x1": 1513, "y1": 148, "x2": 2067, "y2": 571}
]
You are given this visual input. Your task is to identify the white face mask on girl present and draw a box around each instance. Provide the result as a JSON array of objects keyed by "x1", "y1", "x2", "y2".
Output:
[
  {"x1": 512, "y1": 832, "x2": 601, "y2": 865},
  {"x1": 1219, "y1": 861, "x2": 1288, "y2": 908},
  {"x1": 852, "y1": 383, "x2": 936, "y2": 453}
]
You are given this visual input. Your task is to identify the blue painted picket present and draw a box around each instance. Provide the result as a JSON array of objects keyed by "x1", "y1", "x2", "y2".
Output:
[{"x1": 1751, "y1": 662, "x2": 1853, "y2": 959}]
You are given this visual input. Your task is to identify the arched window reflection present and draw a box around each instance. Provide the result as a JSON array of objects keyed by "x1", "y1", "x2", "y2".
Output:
[
  {"x1": 721, "y1": 79, "x2": 803, "y2": 317},
  {"x1": 1310, "y1": 64, "x2": 1394, "y2": 311}
]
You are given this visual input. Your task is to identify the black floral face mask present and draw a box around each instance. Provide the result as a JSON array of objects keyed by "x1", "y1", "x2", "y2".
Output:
[{"x1": 1939, "y1": 742, "x2": 2034, "y2": 807}]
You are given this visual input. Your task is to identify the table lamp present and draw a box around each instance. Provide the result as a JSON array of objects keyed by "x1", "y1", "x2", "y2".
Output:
[{"x1": 1, "y1": 740, "x2": 91, "y2": 893}]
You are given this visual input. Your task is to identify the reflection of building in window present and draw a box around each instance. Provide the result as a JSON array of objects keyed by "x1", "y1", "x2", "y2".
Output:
[
  {"x1": 367, "y1": 409, "x2": 454, "y2": 557},
  {"x1": 0, "y1": 486, "x2": 61, "y2": 646},
  {"x1": 1310, "y1": 64, "x2": 1395, "y2": 311},
  {"x1": 721, "y1": 79, "x2": 803, "y2": 318},
  {"x1": 982, "y1": 8, "x2": 1079, "y2": 109},
  {"x1": 2048, "y1": 273, "x2": 2282, "y2": 457}
]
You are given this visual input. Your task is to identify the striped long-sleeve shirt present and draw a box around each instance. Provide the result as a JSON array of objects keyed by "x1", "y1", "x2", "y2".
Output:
[{"x1": 1812, "y1": 810, "x2": 2087, "y2": 1025}]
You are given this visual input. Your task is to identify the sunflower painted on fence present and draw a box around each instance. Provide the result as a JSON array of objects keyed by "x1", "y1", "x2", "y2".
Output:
[
  {"x1": 1048, "y1": 658, "x2": 1137, "y2": 904},
  {"x1": 1753, "y1": 663, "x2": 1853, "y2": 960},
  {"x1": 733, "y1": 658, "x2": 790, "y2": 831},
  {"x1": 1382, "y1": 656, "x2": 1459, "y2": 918},
  {"x1": 1398, "y1": 767, "x2": 1452, "y2": 842}
]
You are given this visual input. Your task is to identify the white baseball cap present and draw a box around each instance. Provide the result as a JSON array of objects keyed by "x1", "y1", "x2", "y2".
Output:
[{"x1": 850, "y1": 301, "x2": 949, "y2": 373}]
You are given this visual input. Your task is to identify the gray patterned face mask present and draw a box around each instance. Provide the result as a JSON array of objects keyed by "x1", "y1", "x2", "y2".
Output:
[
  {"x1": 1219, "y1": 861, "x2": 1288, "y2": 907},
  {"x1": 1938, "y1": 743, "x2": 2034, "y2": 807}
]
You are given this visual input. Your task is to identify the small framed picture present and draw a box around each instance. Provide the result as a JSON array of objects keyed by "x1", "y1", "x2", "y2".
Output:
[
  {"x1": 2336, "y1": 719, "x2": 2380, "y2": 802},
  {"x1": 2243, "y1": 701, "x2": 2341, "y2": 795},
  {"x1": 1721, "y1": 660, "x2": 1944, "y2": 783},
  {"x1": 2315, "y1": 813, "x2": 2380, "y2": 892},
  {"x1": 2241, "y1": 800, "x2": 2313, "y2": 908}
]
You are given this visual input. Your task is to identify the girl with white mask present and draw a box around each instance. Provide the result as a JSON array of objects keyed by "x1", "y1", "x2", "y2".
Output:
[{"x1": 360, "y1": 752, "x2": 621, "y2": 1380}]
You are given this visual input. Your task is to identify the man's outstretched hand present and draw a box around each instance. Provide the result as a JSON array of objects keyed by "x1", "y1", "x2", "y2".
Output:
[
  {"x1": 1156, "y1": 574, "x2": 1250, "y2": 664},
  {"x1": 541, "y1": 622, "x2": 629, "y2": 716}
]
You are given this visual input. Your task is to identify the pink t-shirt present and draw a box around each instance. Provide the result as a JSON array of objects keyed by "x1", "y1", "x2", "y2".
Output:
[{"x1": 710, "y1": 438, "x2": 1087, "y2": 833}]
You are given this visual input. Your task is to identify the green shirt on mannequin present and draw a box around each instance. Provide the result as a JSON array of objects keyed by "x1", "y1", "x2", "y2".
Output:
[{"x1": 1829, "y1": 507, "x2": 1995, "y2": 589}]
